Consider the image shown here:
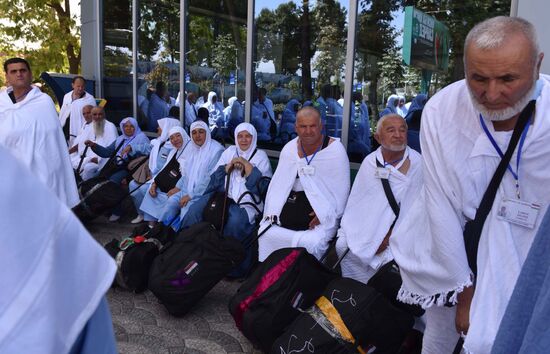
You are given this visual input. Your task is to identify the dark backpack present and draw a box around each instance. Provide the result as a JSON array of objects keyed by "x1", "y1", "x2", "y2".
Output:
[
  {"x1": 270, "y1": 277, "x2": 414, "y2": 354},
  {"x1": 228, "y1": 247, "x2": 338, "y2": 352},
  {"x1": 105, "y1": 236, "x2": 162, "y2": 293}
]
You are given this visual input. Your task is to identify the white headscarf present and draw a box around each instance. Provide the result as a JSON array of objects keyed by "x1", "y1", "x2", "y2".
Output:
[
  {"x1": 227, "y1": 96, "x2": 238, "y2": 107},
  {"x1": 214, "y1": 123, "x2": 272, "y2": 219},
  {"x1": 185, "y1": 121, "x2": 224, "y2": 192},
  {"x1": 148, "y1": 118, "x2": 184, "y2": 172}
]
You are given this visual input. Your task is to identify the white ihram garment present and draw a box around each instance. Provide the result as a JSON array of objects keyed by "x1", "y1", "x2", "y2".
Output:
[{"x1": 390, "y1": 76, "x2": 550, "y2": 353}]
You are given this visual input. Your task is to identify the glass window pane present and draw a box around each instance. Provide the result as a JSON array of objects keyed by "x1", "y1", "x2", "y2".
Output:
[
  {"x1": 351, "y1": 1, "x2": 511, "y2": 160},
  {"x1": 103, "y1": 0, "x2": 133, "y2": 125},
  {"x1": 137, "y1": 0, "x2": 180, "y2": 132},
  {"x1": 253, "y1": 0, "x2": 348, "y2": 151},
  {"x1": 185, "y1": 0, "x2": 247, "y2": 142}
]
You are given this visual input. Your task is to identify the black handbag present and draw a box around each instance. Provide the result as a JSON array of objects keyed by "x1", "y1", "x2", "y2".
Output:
[
  {"x1": 203, "y1": 150, "x2": 258, "y2": 232},
  {"x1": 154, "y1": 154, "x2": 182, "y2": 193},
  {"x1": 279, "y1": 190, "x2": 314, "y2": 231},
  {"x1": 99, "y1": 140, "x2": 127, "y2": 178}
]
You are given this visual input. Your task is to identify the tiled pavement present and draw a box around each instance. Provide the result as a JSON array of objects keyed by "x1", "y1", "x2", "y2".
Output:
[{"x1": 87, "y1": 215, "x2": 262, "y2": 354}]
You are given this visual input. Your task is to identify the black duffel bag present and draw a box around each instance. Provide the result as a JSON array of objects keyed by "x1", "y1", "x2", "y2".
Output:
[
  {"x1": 148, "y1": 222, "x2": 246, "y2": 317},
  {"x1": 271, "y1": 277, "x2": 414, "y2": 354},
  {"x1": 367, "y1": 260, "x2": 425, "y2": 317},
  {"x1": 105, "y1": 235, "x2": 162, "y2": 293},
  {"x1": 228, "y1": 247, "x2": 338, "y2": 352},
  {"x1": 72, "y1": 176, "x2": 126, "y2": 222}
]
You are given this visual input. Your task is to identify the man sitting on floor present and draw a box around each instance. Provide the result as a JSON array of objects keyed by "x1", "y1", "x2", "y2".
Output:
[{"x1": 258, "y1": 106, "x2": 350, "y2": 261}]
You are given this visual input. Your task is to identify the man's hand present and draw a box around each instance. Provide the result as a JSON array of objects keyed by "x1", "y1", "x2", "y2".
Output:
[
  {"x1": 167, "y1": 187, "x2": 180, "y2": 197},
  {"x1": 456, "y1": 285, "x2": 474, "y2": 336},
  {"x1": 68, "y1": 145, "x2": 78, "y2": 154},
  {"x1": 179, "y1": 195, "x2": 191, "y2": 207},
  {"x1": 84, "y1": 140, "x2": 96, "y2": 148},
  {"x1": 308, "y1": 211, "x2": 320, "y2": 229},
  {"x1": 149, "y1": 182, "x2": 157, "y2": 198},
  {"x1": 90, "y1": 157, "x2": 98, "y2": 164}
]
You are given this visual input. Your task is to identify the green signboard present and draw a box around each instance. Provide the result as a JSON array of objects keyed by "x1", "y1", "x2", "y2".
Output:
[{"x1": 402, "y1": 6, "x2": 450, "y2": 72}]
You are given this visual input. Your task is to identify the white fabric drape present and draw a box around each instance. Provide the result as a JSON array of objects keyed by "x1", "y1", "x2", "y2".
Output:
[
  {"x1": 184, "y1": 121, "x2": 225, "y2": 193},
  {"x1": 259, "y1": 137, "x2": 350, "y2": 260},
  {"x1": 0, "y1": 86, "x2": 79, "y2": 207},
  {"x1": 0, "y1": 145, "x2": 116, "y2": 353},
  {"x1": 336, "y1": 147, "x2": 422, "y2": 282},
  {"x1": 214, "y1": 123, "x2": 273, "y2": 222},
  {"x1": 390, "y1": 76, "x2": 550, "y2": 353},
  {"x1": 148, "y1": 118, "x2": 183, "y2": 172},
  {"x1": 58, "y1": 90, "x2": 96, "y2": 144}
]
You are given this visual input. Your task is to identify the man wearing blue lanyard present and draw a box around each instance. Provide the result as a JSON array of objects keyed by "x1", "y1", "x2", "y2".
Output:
[
  {"x1": 335, "y1": 113, "x2": 423, "y2": 286},
  {"x1": 388, "y1": 16, "x2": 549, "y2": 353},
  {"x1": 258, "y1": 106, "x2": 350, "y2": 261}
]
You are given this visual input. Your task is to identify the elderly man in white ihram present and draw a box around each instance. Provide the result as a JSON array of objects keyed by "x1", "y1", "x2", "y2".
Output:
[{"x1": 390, "y1": 16, "x2": 550, "y2": 353}]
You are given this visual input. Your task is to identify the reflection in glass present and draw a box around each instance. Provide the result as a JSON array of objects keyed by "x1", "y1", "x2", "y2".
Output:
[
  {"x1": 103, "y1": 0, "x2": 133, "y2": 124},
  {"x1": 185, "y1": 0, "x2": 247, "y2": 142},
  {"x1": 253, "y1": 0, "x2": 348, "y2": 150},
  {"x1": 137, "y1": 0, "x2": 180, "y2": 132}
]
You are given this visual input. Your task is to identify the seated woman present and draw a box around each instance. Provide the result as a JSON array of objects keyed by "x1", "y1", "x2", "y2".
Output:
[
  {"x1": 139, "y1": 126, "x2": 191, "y2": 227},
  {"x1": 126, "y1": 117, "x2": 183, "y2": 224},
  {"x1": 152, "y1": 121, "x2": 224, "y2": 229},
  {"x1": 181, "y1": 123, "x2": 272, "y2": 277},
  {"x1": 85, "y1": 117, "x2": 150, "y2": 221}
]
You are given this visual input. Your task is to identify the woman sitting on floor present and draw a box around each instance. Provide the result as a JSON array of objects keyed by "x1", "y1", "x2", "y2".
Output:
[
  {"x1": 154, "y1": 121, "x2": 225, "y2": 229},
  {"x1": 139, "y1": 126, "x2": 192, "y2": 227},
  {"x1": 126, "y1": 118, "x2": 183, "y2": 224},
  {"x1": 181, "y1": 122, "x2": 272, "y2": 277}
]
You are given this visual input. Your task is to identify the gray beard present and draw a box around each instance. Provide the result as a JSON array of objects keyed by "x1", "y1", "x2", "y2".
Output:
[
  {"x1": 467, "y1": 80, "x2": 536, "y2": 122},
  {"x1": 93, "y1": 120, "x2": 105, "y2": 138}
]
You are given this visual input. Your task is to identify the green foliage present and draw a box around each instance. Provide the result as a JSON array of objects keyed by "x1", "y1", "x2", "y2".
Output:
[
  {"x1": 256, "y1": 2, "x2": 302, "y2": 74},
  {"x1": 0, "y1": 0, "x2": 81, "y2": 82},
  {"x1": 313, "y1": 0, "x2": 347, "y2": 85},
  {"x1": 211, "y1": 34, "x2": 237, "y2": 79},
  {"x1": 377, "y1": 47, "x2": 404, "y2": 95},
  {"x1": 413, "y1": 0, "x2": 511, "y2": 84}
]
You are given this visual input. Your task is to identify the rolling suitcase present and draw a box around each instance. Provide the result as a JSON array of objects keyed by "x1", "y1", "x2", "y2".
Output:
[
  {"x1": 228, "y1": 247, "x2": 339, "y2": 352},
  {"x1": 148, "y1": 221, "x2": 247, "y2": 316},
  {"x1": 270, "y1": 277, "x2": 415, "y2": 354}
]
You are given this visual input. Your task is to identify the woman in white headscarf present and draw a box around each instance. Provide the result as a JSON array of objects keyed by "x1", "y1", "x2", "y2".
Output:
[
  {"x1": 85, "y1": 117, "x2": 150, "y2": 221},
  {"x1": 139, "y1": 126, "x2": 192, "y2": 226},
  {"x1": 181, "y1": 122, "x2": 272, "y2": 276},
  {"x1": 157, "y1": 121, "x2": 225, "y2": 229},
  {"x1": 201, "y1": 91, "x2": 224, "y2": 128},
  {"x1": 127, "y1": 118, "x2": 185, "y2": 224}
]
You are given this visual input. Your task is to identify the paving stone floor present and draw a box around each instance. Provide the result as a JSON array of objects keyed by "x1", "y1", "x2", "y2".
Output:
[{"x1": 87, "y1": 215, "x2": 262, "y2": 354}]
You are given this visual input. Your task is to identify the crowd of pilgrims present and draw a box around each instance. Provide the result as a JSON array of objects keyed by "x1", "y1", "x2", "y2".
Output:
[
  {"x1": 135, "y1": 80, "x2": 427, "y2": 158},
  {"x1": 66, "y1": 78, "x2": 427, "y2": 228}
]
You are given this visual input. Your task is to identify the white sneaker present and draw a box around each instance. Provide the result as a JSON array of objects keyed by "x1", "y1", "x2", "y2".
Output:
[
  {"x1": 131, "y1": 214, "x2": 144, "y2": 224},
  {"x1": 109, "y1": 214, "x2": 121, "y2": 222}
]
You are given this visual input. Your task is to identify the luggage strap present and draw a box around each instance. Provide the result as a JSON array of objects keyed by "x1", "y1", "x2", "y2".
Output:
[{"x1": 311, "y1": 296, "x2": 367, "y2": 354}]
